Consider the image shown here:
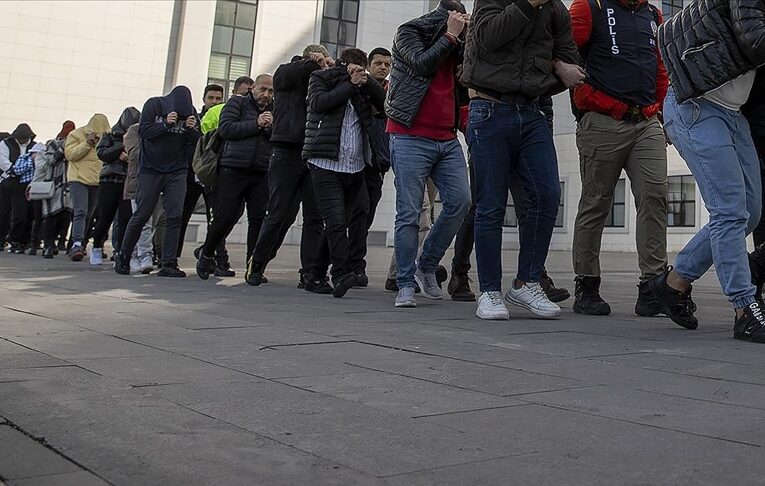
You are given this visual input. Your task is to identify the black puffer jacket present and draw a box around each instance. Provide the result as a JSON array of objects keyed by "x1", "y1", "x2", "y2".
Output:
[
  {"x1": 385, "y1": 4, "x2": 461, "y2": 127},
  {"x1": 218, "y1": 94, "x2": 273, "y2": 172},
  {"x1": 270, "y1": 58, "x2": 323, "y2": 147},
  {"x1": 658, "y1": 0, "x2": 765, "y2": 102},
  {"x1": 303, "y1": 64, "x2": 386, "y2": 168},
  {"x1": 462, "y1": 0, "x2": 579, "y2": 99},
  {"x1": 97, "y1": 107, "x2": 140, "y2": 182}
]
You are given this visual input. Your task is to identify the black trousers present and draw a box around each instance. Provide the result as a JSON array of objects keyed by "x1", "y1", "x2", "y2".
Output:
[
  {"x1": 453, "y1": 162, "x2": 530, "y2": 270},
  {"x1": 92, "y1": 181, "x2": 133, "y2": 250},
  {"x1": 43, "y1": 211, "x2": 71, "y2": 249},
  {"x1": 2, "y1": 179, "x2": 31, "y2": 244},
  {"x1": 347, "y1": 166, "x2": 384, "y2": 273},
  {"x1": 121, "y1": 171, "x2": 187, "y2": 265},
  {"x1": 310, "y1": 166, "x2": 368, "y2": 281},
  {"x1": 753, "y1": 135, "x2": 765, "y2": 247},
  {"x1": 179, "y1": 177, "x2": 228, "y2": 264},
  {"x1": 251, "y1": 146, "x2": 328, "y2": 275},
  {"x1": 27, "y1": 200, "x2": 42, "y2": 247},
  {"x1": 202, "y1": 167, "x2": 268, "y2": 261}
]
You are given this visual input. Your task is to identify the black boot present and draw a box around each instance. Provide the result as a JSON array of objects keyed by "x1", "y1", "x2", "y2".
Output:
[
  {"x1": 734, "y1": 300, "x2": 765, "y2": 343},
  {"x1": 158, "y1": 261, "x2": 186, "y2": 278},
  {"x1": 635, "y1": 280, "x2": 662, "y2": 317},
  {"x1": 113, "y1": 253, "x2": 130, "y2": 275},
  {"x1": 333, "y1": 273, "x2": 356, "y2": 298},
  {"x1": 646, "y1": 267, "x2": 698, "y2": 330},
  {"x1": 195, "y1": 250, "x2": 216, "y2": 280},
  {"x1": 297, "y1": 269, "x2": 307, "y2": 289},
  {"x1": 354, "y1": 270, "x2": 369, "y2": 288},
  {"x1": 385, "y1": 278, "x2": 399, "y2": 292},
  {"x1": 447, "y1": 263, "x2": 476, "y2": 302},
  {"x1": 305, "y1": 275, "x2": 334, "y2": 294},
  {"x1": 245, "y1": 258, "x2": 264, "y2": 286},
  {"x1": 749, "y1": 243, "x2": 765, "y2": 297},
  {"x1": 42, "y1": 246, "x2": 54, "y2": 259},
  {"x1": 214, "y1": 254, "x2": 235, "y2": 277},
  {"x1": 539, "y1": 269, "x2": 570, "y2": 303},
  {"x1": 573, "y1": 276, "x2": 611, "y2": 315}
]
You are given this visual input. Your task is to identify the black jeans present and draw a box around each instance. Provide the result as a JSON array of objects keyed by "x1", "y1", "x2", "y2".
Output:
[
  {"x1": 43, "y1": 211, "x2": 71, "y2": 249},
  {"x1": 0, "y1": 179, "x2": 29, "y2": 244},
  {"x1": 202, "y1": 167, "x2": 268, "y2": 260},
  {"x1": 251, "y1": 146, "x2": 328, "y2": 275},
  {"x1": 121, "y1": 171, "x2": 187, "y2": 265},
  {"x1": 452, "y1": 162, "x2": 531, "y2": 270},
  {"x1": 179, "y1": 177, "x2": 228, "y2": 264},
  {"x1": 347, "y1": 166, "x2": 384, "y2": 273},
  {"x1": 92, "y1": 181, "x2": 132, "y2": 250},
  {"x1": 310, "y1": 166, "x2": 368, "y2": 281}
]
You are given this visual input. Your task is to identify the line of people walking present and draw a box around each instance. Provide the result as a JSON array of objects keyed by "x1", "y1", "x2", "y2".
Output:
[{"x1": 2, "y1": 0, "x2": 765, "y2": 345}]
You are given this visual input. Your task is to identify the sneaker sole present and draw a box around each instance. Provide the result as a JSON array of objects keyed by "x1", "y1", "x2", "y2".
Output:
[
  {"x1": 414, "y1": 274, "x2": 443, "y2": 300},
  {"x1": 475, "y1": 310, "x2": 510, "y2": 320},
  {"x1": 505, "y1": 294, "x2": 561, "y2": 318},
  {"x1": 394, "y1": 301, "x2": 417, "y2": 308}
]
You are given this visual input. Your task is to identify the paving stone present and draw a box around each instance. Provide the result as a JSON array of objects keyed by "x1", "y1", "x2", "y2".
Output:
[
  {"x1": 0, "y1": 424, "x2": 80, "y2": 479},
  {"x1": 7, "y1": 470, "x2": 109, "y2": 486},
  {"x1": 5, "y1": 332, "x2": 166, "y2": 360}
]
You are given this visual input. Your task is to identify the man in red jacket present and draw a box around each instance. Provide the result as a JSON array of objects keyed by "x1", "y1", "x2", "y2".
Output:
[{"x1": 569, "y1": 0, "x2": 670, "y2": 317}]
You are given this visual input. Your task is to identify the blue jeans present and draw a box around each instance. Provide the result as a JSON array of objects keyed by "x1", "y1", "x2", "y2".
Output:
[
  {"x1": 664, "y1": 87, "x2": 762, "y2": 309},
  {"x1": 467, "y1": 99, "x2": 561, "y2": 292},
  {"x1": 391, "y1": 135, "x2": 470, "y2": 289}
]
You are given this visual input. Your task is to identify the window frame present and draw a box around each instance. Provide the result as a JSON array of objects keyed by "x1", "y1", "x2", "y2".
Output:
[
  {"x1": 320, "y1": 0, "x2": 360, "y2": 59},
  {"x1": 667, "y1": 174, "x2": 696, "y2": 228}
]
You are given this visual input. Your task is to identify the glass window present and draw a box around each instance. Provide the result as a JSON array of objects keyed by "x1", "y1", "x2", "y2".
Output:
[
  {"x1": 232, "y1": 29, "x2": 254, "y2": 56},
  {"x1": 208, "y1": 54, "x2": 228, "y2": 79},
  {"x1": 504, "y1": 182, "x2": 565, "y2": 228},
  {"x1": 320, "y1": 0, "x2": 358, "y2": 58},
  {"x1": 228, "y1": 56, "x2": 250, "y2": 80},
  {"x1": 235, "y1": 2, "x2": 258, "y2": 28},
  {"x1": 667, "y1": 175, "x2": 696, "y2": 227},
  {"x1": 211, "y1": 25, "x2": 233, "y2": 53},
  {"x1": 342, "y1": 0, "x2": 359, "y2": 21},
  {"x1": 324, "y1": 0, "x2": 342, "y2": 19},
  {"x1": 215, "y1": 0, "x2": 236, "y2": 26},
  {"x1": 605, "y1": 179, "x2": 627, "y2": 227},
  {"x1": 321, "y1": 19, "x2": 340, "y2": 44}
]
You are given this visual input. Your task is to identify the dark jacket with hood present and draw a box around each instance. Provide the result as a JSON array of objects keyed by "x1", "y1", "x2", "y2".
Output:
[
  {"x1": 303, "y1": 63, "x2": 387, "y2": 168},
  {"x1": 462, "y1": 0, "x2": 579, "y2": 100},
  {"x1": 96, "y1": 107, "x2": 140, "y2": 182},
  {"x1": 385, "y1": 3, "x2": 463, "y2": 127},
  {"x1": 270, "y1": 58, "x2": 323, "y2": 147},
  {"x1": 218, "y1": 94, "x2": 273, "y2": 172},
  {"x1": 138, "y1": 86, "x2": 200, "y2": 174},
  {"x1": 658, "y1": 0, "x2": 765, "y2": 102},
  {"x1": 1, "y1": 124, "x2": 36, "y2": 174}
]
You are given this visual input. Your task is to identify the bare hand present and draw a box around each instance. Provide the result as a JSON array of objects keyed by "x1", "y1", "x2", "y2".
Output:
[
  {"x1": 184, "y1": 116, "x2": 197, "y2": 129},
  {"x1": 554, "y1": 61, "x2": 586, "y2": 88},
  {"x1": 119, "y1": 151, "x2": 128, "y2": 162},
  {"x1": 350, "y1": 70, "x2": 368, "y2": 86},
  {"x1": 86, "y1": 133, "x2": 99, "y2": 147},
  {"x1": 325, "y1": 57, "x2": 336, "y2": 68},
  {"x1": 258, "y1": 112, "x2": 273, "y2": 128},
  {"x1": 309, "y1": 52, "x2": 325, "y2": 67},
  {"x1": 529, "y1": 0, "x2": 550, "y2": 7},
  {"x1": 166, "y1": 112, "x2": 178, "y2": 125},
  {"x1": 446, "y1": 11, "x2": 467, "y2": 37}
]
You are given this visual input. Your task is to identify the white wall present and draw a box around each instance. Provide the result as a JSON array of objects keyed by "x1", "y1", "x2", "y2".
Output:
[
  {"x1": 174, "y1": 0, "x2": 217, "y2": 105},
  {"x1": 0, "y1": 0, "x2": 175, "y2": 140}
]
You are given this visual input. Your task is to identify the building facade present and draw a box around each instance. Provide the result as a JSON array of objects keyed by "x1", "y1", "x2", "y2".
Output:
[{"x1": 0, "y1": 0, "x2": 705, "y2": 253}]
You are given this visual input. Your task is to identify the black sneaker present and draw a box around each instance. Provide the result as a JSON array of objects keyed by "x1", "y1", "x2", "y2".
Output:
[
  {"x1": 305, "y1": 276, "x2": 333, "y2": 294},
  {"x1": 539, "y1": 269, "x2": 570, "y2": 303},
  {"x1": 635, "y1": 280, "x2": 663, "y2": 317},
  {"x1": 385, "y1": 278, "x2": 399, "y2": 292},
  {"x1": 355, "y1": 272, "x2": 369, "y2": 288},
  {"x1": 573, "y1": 276, "x2": 611, "y2": 315},
  {"x1": 333, "y1": 273, "x2": 356, "y2": 298},
  {"x1": 196, "y1": 253, "x2": 216, "y2": 280},
  {"x1": 297, "y1": 269, "x2": 307, "y2": 289},
  {"x1": 749, "y1": 244, "x2": 765, "y2": 296},
  {"x1": 214, "y1": 264, "x2": 236, "y2": 277},
  {"x1": 113, "y1": 253, "x2": 130, "y2": 275},
  {"x1": 245, "y1": 257, "x2": 264, "y2": 286},
  {"x1": 42, "y1": 246, "x2": 54, "y2": 259},
  {"x1": 646, "y1": 267, "x2": 698, "y2": 330},
  {"x1": 734, "y1": 301, "x2": 765, "y2": 343},
  {"x1": 436, "y1": 265, "x2": 448, "y2": 289},
  {"x1": 158, "y1": 264, "x2": 186, "y2": 278}
]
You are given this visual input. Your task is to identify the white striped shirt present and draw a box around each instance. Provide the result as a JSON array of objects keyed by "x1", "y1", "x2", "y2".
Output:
[{"x1": 309, "y1": 100, "x2": 367, "y2": 174}]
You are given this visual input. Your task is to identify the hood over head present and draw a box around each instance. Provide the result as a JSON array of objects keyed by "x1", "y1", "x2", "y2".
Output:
[
  {"x1": 158, "y1": 85, "x2": 196, "y2": 119},
  {"x1": 113, "y1": 107, "x2": 141, "y2": 136},
  {"x1": 84, "y1": 114, "x2": 110, "y2": 136},
  {"x1": 57, "y1": 121, "x2": 75, "y2": 140},
  {"x1": 11, "y1": 123, "x2": 35, "y2": 142}
]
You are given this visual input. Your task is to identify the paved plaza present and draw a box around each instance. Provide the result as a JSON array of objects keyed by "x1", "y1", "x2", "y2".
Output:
[{"x1": 0, "y1": 245, "x2": 763, "y2": 485}]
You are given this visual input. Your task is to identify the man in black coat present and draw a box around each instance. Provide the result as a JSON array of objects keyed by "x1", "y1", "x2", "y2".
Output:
[
  {"x1": 244, "y1": 45, "x2": 333, "y2": 292},
  {"x1": 196, "y1": 74, "x2": 274, "y2": 280},
  {"x1": 303, "y1": 48, "x2": 386, "y2": 298},
  {"x1": 0, "y1": 124, "x2": 35, "y2": 251}
]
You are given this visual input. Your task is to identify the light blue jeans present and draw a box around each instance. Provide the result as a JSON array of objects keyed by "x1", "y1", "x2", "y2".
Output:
[
  {"x1": 664, "y1": 87, "x2": 762, "y2": 309},
  {"x1": 391, "y1": 134, "x2": 470, "y2": 289}
]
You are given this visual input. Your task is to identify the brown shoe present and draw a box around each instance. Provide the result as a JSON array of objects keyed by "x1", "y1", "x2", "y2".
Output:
[{"x1": 447, "y1": 264, "x2": 476, "y2": 302}]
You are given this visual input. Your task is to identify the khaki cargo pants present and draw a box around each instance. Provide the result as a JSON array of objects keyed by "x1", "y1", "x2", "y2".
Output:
[{"x1": 573, "y1": 111, "x2": 668, "y2": 281}]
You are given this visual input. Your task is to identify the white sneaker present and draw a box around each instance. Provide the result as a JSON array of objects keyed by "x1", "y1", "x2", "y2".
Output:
[
  {"x1": 129, "y1": 258, "x2": 141, "y2": 274},
  {"x1": 138, "y1": 255, "x2": 154, "y2": 274},
  {"x1": 89, "y1": 248, "x2": 103, "y2": 266},
  {"x1": 505, "y1": 279, "x2": 561, "y2": 318},
  {"x1": 476, "y1": 292, "x2": 510, "y2": 320}
]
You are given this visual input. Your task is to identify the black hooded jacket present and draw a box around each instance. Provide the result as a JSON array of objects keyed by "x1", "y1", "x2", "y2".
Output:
[
  {"x1": 97, "y1": 107, "x2": 140, "y2": 182},
  {"x1": 138, "y1": 86, "x2": 200, "y2": 174},
  {"x1": 218, "y1": 94, "x2": 273, "y2": 172},
  {"x1": 2, "y1": 124, "x2": 36, "y2": 172},
  {"x1": 270, "y1": 58, "x2": 323, "y2": 147}
]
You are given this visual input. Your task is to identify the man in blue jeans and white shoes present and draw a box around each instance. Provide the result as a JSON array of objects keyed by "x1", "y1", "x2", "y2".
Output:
[
  {"x1": 648, "y1": 0, "x2": 765, "y2": 343},
  {"x1": 461, "y1": 0, "x2": 584, "y2": 320},
  {"x1": 385, "y1": 0, "x2": 472, "y2": 308}
]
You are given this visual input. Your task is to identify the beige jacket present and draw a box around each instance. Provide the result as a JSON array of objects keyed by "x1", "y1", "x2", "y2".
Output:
[{"x1": 64, "y1": 114, "x2": 110, "y2": 185}]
